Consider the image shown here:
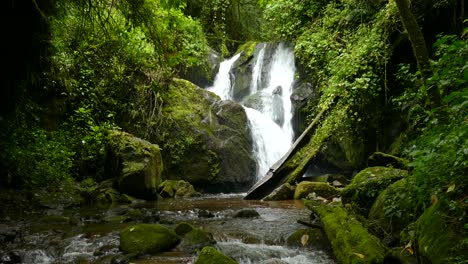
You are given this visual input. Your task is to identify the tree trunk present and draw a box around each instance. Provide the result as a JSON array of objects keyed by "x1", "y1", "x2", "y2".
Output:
[{"x1": 394, "y1": 0, "x2": 442, "y2": 107}]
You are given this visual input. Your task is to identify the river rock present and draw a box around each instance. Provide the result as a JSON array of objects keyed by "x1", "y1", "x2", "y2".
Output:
[
  {"x1": 174, "y1": 222, "x2": 194, "y2": 236},
  {"x1": 341, "y1": 166, "x2": 408, "y2": 216},
  {"x1": 158, "y1": 180, "x2": 201, "y2": 198},
  {"x1": 263, "y1": 183, "x2": 295, "y2": 201},
  {"x1": 294, "y1": 181, "x2": 340, "y2": 200},
  {"x1": 156, "y1": 79, "x2": 255, "y2": 193},
  {"x1": 233, "y1": 209, "x2": 260, "y2": 218},
  {"x1": 119, "y1": 224, "x2": 181, "y2": 255},
  {"x1": 194, "y1": 246, "x2": 238, "y2": 264},
  {"x1": 105, "y1": 130, "x2": 163, "y2": 200},
  {"x1": 178, "y1": 228, "x2": 216, "y2": 253},
  {"x1": 286, "y1": 228, "x2": 330, "y2": 251}
]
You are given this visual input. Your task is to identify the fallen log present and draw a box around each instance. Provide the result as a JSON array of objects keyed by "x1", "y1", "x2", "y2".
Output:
[{"x1": 244, "y1": 99, "x2": 337, "y2": 200}]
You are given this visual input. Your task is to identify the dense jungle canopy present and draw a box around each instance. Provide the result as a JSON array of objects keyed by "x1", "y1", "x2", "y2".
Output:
[{"x1": 0, "y1": 0, "x2": 467, "y2": 263}]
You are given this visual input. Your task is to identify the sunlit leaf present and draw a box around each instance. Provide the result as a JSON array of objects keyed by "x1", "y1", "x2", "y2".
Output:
[
  {"x1": 301, "y1": 234, "x2": 309, "y2": 246},
  {"x1": 352, "y1": 253, "x2": 365, "y2": 259}
]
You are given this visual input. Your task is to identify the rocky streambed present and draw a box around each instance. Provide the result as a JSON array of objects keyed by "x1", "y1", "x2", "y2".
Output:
[{"x1": 0, "y1": 194, "x2": 336, "y2": 264}]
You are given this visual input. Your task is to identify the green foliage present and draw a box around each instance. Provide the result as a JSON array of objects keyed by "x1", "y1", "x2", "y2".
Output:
[{"x1": 1, "y1": 125, "x2": 74, "y2": 188}]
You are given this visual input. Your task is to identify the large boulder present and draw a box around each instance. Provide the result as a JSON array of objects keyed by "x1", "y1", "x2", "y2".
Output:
[
  {"x1": 263, "y1": 183, "x2": 295, "y2": 201},
  {"x1": 105, "y1": 130, "x2": 163, "y2": 200},
  {"x1": 178, "y1": 228, "x2": 216, "y2": 253},
  {"x1": 368, "y1": 178, "x2": 420, "y2": 245},
  {"x1": 156, "y1": 79, "x2": 256, "y2": 193},
  {"x1": 414, "y1": 201, "x2": 468, "y2": 263},
  {"x1": 341, "y1": 167, "x2": 408, "y2": 216},
  {"x1": 180, "y1": 49, "x2": 221, "y2": 88},
  {"x1": 119, "y1": 224, "x2": 181, "y2": 255},
  {"x1": 158, "y1": 180, "x2": 201, "y2": 198}
]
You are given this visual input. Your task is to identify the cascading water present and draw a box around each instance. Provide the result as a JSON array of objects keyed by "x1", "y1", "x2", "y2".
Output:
[{"x1": 209, "y1": 43, "x2": 296, "y2": 180}]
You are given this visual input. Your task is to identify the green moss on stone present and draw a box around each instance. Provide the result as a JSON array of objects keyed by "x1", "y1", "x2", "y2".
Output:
[
  {"x1": 119, "y1": 224, "x2": 181, "y2": 255},
  {"x1": 235, "y1": 41, "x2": 258, "y2": 62},
  {"x1": 415, "y1": 202, "x2": 468, "y2": 263},
  {"x1": 179, "y1": 228, "x2": 216, "y2": 253},
  {"x1": 294, "y1": 181, "x2": 340, "y2": 200},
  {"x1": 341, "y1": 166, "x2": 408, "y2": 216},
  {"x1": 368, "y1": 178, "x2": 420, "y2": 240},
  {"x1": 312, "y1": 205, "x2": 386, "y2": 264},
  {"x1": 194, "y1": 246, "x2": 238, "y2": 264},
  {"x1": 286, "y1": 228, "x2": 330, "y2": 250},
  {"x1": 174, "y1": 222, "x2": 194, "y2": 236}
]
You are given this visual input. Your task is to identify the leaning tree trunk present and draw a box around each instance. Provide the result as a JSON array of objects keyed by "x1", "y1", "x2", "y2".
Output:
[{"x1": 394, "y1": 0, "x2": 442, "y2": 107}]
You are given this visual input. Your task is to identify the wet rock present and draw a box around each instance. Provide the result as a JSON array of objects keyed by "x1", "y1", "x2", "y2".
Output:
[
  {"x1": 194, "y1": 246, "x2": 238, "y2": 264},
  {"x1": 110, "y1": 254, "x2": 130, "y2": 264},
  {"x1": 198, "y1": 210, "x2": 215, "y2": 218},
  {"x1": 142, "y1": 209, "x2": 160, "y2": 223},
  {"x1": 341, "y1": 166, "x2": 408, "y2": 216},
  {"x1": 178, "y1": 228, "x2": 216, "y2": 253},
  {"x1": 0, "y1": 224, "x2": 17, "y2": 243},
  {"x1": 34, "y1": 183, "x2": 83, "y2": 209},
  {"x1": 174, "y1": 222, "x2": 194, "y2": 236},
  {"x1": 156, "y1": 79, "x2": 256, "y2": 193},
  {"x1": 263, "y1": 183, "x2": 295, "y2": 201},
  {"x1": 38, "y1": 215, "x2": 71, "y2": 224},
  {"x1": 158, "y1": 180, "x2": 201, "y2": 198},
  {"x1": 119, "y1": 224, "x2": 181, "y2": 255},
  {"x1": 294, "y1": 181, "x2": 340, "y2": 200},
  {"x1": 0, "y1": 251, "x2": 21, "y2": 264},
  {"x1": 105, "y1": 130, "x2": 163, "y2": 200},
  {"x1": 233, "y1": 209, "x2": 260, "y2": 218},
  {"x1": 286, "y1": 229, "x2": 330, "y2": 251}
]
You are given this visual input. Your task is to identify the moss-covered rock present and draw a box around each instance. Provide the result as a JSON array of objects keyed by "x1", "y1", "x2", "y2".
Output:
[
  {"x1": 310, "y1": 205, "x2": 386, "y2": 264},
  {"x1": 341, "y1": 166, "x2": 408, "y2": 216},
  {"x1": 156, "y1": 79, "x2": 255, "y2": 193},
  {"x1": 368, "y1": 178, "x2": 420, "y2": 244},
  {"x1": 174, "y1": 222, "x2": 194, "y2": 236},
  {"x1": 119, "y1": 224, "x2": 181, "y2": 255},
  {"x1": 105, "y1": 130, "x2": 163, "y2": 200},
  {"x1": 263, "y1": 183, "x2": 295, "y2": 201},
  {"x1": 415, "y1": 201, "x2": 468, "y2": 263},
  {"x1": 367, "y1": 152, "x2": 408, "y2": 169},
  {"x1": 178, "y1": 228, "x2": 216, "y2": 253},
  {"x1": 194, "y1": 246, "x2": 238, "y2": 264},
  {"x1": 286, "y1": 228, "x2": 330, "y2": 251},
  {"x1": 294, "y1": 181, "x2": 340, "y2": 200},
  {"x1": 158, "y1": 180, "x2": 201, "y2": 198}
]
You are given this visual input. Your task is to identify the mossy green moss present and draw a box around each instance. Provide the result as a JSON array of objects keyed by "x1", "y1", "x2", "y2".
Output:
[
  {"x1": 179, "y1": 228, "x2": 216, "y2": 253},
  {"x1": 105, "y1": 130, "x2": 163, "y2": 200},
  {"x1": 174, "y1": 222, "x2": 194, "y2": 236},
  {"x1": 415, "y1": 201, "x2": 468, "y2": 263},
  {"x1": 119, "y1": 224, "x2": 181, "y2": 255},
  {"x1": 341, "y1": 166, "x2": 408, "y2": 216},
  {"x1": 194, "y1": 246, "x2": 238, "y2": 264},
  {"x1": 235, "y1": 41, "x2": 259, "y2": 63},
  {"x1": 312, "y1": 205, "x2": 386, "y2": 264},
  {"x1": 294, "y1": 181, "x2": 340, "y2": 200},
  {"x1": 158, "y1": 180, "x2": 200, "y2": 198},
  {"x1": 368, "y1": 178, "x2": 420, "y2": 240}
]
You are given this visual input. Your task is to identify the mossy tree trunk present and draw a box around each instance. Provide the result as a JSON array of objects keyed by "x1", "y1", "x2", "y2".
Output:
[{"x1": 394, "y1": 0, "x2": 442, "y2": 107}]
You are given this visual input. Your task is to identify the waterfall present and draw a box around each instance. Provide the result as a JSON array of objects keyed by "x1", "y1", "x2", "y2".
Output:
[
  {"x1": 208, "y1": 53, "x2": 241, "y2": 100},
  {"x1": 208, "y1": 43, "x2": 296, "y2": 181}
]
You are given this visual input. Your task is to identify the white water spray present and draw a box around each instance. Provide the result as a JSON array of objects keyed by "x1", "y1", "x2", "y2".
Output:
[
  {"x1": 208, "y1": 43, "x2": 296, "y2": 180},
  {"x1": 208, "y1": 53, "x2": 241, "y2": 100}
]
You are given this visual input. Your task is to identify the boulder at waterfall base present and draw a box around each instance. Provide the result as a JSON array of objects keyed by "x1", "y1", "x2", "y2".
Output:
[
  {"x1": 155, "y1": 79, "x2": 255, "y2": 193},
  {"x1": 105, "y1": 130, "x2": 163, "y2": 200}
]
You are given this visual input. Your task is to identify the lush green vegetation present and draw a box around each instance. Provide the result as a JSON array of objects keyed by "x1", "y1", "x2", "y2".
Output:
[{"x1": 0, "y1": 0, "x2": 466, "y2": 261}]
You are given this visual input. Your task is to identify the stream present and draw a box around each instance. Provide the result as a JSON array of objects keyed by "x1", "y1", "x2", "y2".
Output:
[{"x1": 0, "y1": 194, "x2": 336, "y2": 264}]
